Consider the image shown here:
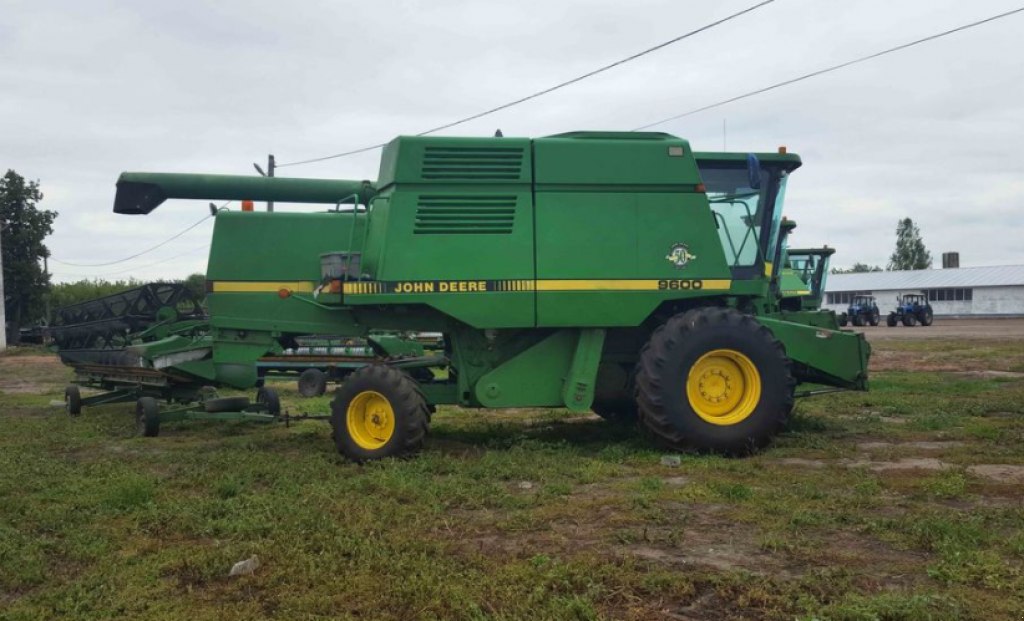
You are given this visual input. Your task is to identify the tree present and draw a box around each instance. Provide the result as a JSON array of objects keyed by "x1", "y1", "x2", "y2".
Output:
[
  {"x1": 887, "y1": 218, "x2": 932, "y2": 271},
  {"x1": 832, "y1": 263, "x2": 883, "y2": 275},
  {"x1": 182, "y1": 273, "x2": 206, "y2": 305},
  {"x1": 1, "y1": 170, "x2": 57, "y2": 344}
]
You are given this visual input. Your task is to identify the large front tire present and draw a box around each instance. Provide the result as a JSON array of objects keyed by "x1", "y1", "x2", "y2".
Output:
[
  {"x1": 330, "y1": 365, "x2": 429, "y2": 462},
  {"x1": 635, "y1": 308, "x2": 794, "y2": 455}
]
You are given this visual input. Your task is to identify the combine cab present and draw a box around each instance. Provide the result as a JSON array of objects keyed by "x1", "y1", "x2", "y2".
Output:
[
  {"x1": 888, "y1": 293, "x2": 934, "y2": 327},
  {"x1": 110, "y1": 132, "x2": 871, "y2": 460},
  {"x1": 784, "y1": 247, "x2": 835, "y2": 311}
]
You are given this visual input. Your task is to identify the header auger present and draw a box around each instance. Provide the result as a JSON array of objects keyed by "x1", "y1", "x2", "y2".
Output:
[{"x1": 110, "y1": 131, "x2": 870, "y2": 461}]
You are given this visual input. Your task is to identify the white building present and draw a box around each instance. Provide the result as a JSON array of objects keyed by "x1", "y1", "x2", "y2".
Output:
[{"x1": 824, "y1": 264, "x2": 1024, "y2": 317}]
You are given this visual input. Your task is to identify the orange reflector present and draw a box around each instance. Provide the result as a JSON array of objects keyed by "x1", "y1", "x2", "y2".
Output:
[
  {"x1": 695, "y1": 183, "x2": 706, "y2": 193},
  {"x1": 278, "y1": 288, "x2": 291, "y2": 299},
  {"x1": 778, "y1": 146, "x2": 787, "y2": 154},
  {"x1": 330, "y1": 279, "x2": 342, "y2": 293},
  {"x1": 242, "y1": 200, "x2": 255, "y2": 212}
]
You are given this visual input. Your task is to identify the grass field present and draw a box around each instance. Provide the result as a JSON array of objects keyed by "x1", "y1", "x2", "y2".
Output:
[{"x1": 2, "y1": 334, "x2": 1023, "y2": 620}]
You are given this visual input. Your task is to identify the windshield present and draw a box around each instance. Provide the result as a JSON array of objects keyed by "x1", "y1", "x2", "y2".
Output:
[
  {"x1": 790, "y1": 255, "x2": 815, "y2": 286},
  {"x1": 853, "y1": 296, "x2": 873, "y2": 305},
  {"x1": 697, "y1": 162, "x2": 790, "y2": 277},
  {"x1": 790, "y1": 252, "x2": 830, "y2": 297}
]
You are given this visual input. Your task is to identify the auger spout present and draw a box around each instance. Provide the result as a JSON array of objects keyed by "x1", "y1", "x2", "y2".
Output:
[{"x1": 113, "y1": 172, "x2": 377, "y2": 214}]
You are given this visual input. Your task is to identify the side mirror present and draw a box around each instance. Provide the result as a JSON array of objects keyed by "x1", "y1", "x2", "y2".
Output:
[{"x1": 746, "y1": 154, "x2": 762, "y2": 190}]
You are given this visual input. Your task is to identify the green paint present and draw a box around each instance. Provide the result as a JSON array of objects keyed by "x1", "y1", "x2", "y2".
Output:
[{"x1": 112, "y1": 131, "x2": 871, "y2": 440}]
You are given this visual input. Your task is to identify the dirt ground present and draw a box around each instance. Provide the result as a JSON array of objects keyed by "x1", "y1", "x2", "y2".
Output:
[
  {"x1": 2, "y1": 332, "x2": 1024, "y2": 620},
  {"x1": 847, "y1": 316, "x2": 1024, "y2": 340}
]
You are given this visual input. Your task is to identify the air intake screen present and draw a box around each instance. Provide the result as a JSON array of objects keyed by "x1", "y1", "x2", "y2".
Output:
[
  {"x1": 414, "y1": 195, "x2": 516, "y2": 235},
  {"x1": 421, "y1": 147, "x2": 524, "y2": 180}
]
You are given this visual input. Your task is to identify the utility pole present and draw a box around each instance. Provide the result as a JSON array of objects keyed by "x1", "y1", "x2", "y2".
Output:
[
  {"x1": 0, "y1": 221, "x2": 6, "y2": 352},
  {"x1": 253, "y1": 154, "x2": 276, "y2": 212},
  {"x1": 267, "y1": 154, "x2": 275, "y2": 212}
]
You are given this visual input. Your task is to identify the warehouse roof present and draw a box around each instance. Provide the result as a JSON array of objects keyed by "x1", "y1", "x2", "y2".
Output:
[{"x1": 827, "y1": 265, "x2": 1024, "y2": 292}]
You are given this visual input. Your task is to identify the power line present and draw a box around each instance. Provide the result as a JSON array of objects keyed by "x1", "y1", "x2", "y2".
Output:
[
  {"x1": 276, "y1": 0, "x2": 778, "y2": 168},
  {"x1": 633, "y1": 6, "x2": 1024, "y2": 131},
  {"x1": 50, "y1": 201, "x2": 232, "y2": 267},
  {"x1": 51, "y1": 244, "x2": 211, "y2": 280}
]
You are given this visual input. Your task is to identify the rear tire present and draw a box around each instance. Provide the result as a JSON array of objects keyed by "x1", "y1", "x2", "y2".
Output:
[
  {"x1": 853, "y1": 314, "x2": 865, "y2": 327},
  {"x1": 919, "y1": 308, "x2": 934, "y2": 327},
  {"x1": 330, "y1": 365, "x2": 429, "y2": 462},
  {"x1": 887, "y1": 313, "x2": 897, "y2": 327},
  {"x1": 297, "y1": 368, "x2": 328, "y2": 398},
  {"x1": 902, "y1": 313, "x2": 917, "y2": 327},
  {"x1": 870, "y1": 309, "x2": 880, "y2": 327},
  {"x1": 65, "y1": 386, "x2": 82, "y2": 417},
  {"x1": 635, "y1": 308, "x2": 794, "y2": 455},
  {"x1": 135, "y1": 397, "x2": 161, "y2": 437},
  {"x1": 591, "y1": 362, "x2": 638, "y2": 422}
]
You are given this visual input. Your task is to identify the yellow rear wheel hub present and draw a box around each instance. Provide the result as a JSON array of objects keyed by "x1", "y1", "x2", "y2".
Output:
[
  {"x1": 686, "y1": 349, "x2": 761, "y2": 426},
  {"x1": 346, "y1": 390, "x2": 396, "y2": 450}
]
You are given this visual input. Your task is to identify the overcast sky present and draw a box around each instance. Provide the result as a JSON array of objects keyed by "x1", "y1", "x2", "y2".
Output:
[{"x1": 3, "y1": 0, "x2": 1023, "y2": 283}]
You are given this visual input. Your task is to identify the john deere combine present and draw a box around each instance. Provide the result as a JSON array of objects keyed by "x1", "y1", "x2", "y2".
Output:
[
  {"x1": 780, "y1": 249, "x2": 835, "y2": 312},
  {"x1": 111, "y1": 132, "x2": 869, "y2": 460}
]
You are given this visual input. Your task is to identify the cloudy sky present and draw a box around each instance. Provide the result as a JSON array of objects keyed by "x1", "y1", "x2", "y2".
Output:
[{"x1": 3, "y1": 0, "x2": 1022, "y2": 283}]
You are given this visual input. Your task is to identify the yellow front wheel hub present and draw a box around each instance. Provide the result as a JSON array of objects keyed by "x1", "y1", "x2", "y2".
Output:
[
  {"x1": 346, "y1": 390, "x2": 396, "y2": 450},
  {"x1": 686, "y1": 349, "x2": 762, "y2": 426}
]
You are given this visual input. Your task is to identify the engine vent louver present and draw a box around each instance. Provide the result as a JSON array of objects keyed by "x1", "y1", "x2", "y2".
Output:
[
  {"x1": 414, "y1": 195, "x2": 516, "y2": 235},
  {"x1": 420, "y1": 146, "x2": 524, "y2": 180}
]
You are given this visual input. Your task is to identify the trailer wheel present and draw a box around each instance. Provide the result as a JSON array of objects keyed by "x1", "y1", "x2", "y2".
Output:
[
  {"x1": 257, "y1": 387, "x2": 281, "y2": 416},
  {"x1": 887, "y1": 313, "x2": 897, "y2": 327},
  {"x1": 297, "y1": 369, "x2": 328, "y2": 398},
  {"x1": 636, "y1": 308, "x2": 794, "y2": 455},
  {"x1": 136, "y1": 397, "x2": 161, "y2": 437},
  {"x1": 919, "y1": 308, "x2": 934, "y2": 327},
  {"x1": 204, "y1": 396, "x2": 251, "y2": 413},
  {"x1": 902, "y1": 313, "x2": 917, "y2": 327},
  {"x1": 330, "y1": 365, "x2": 428, "y2": 462},
  {"x1": 65, "y1": 386, "x2": 82, "y2": 417}
]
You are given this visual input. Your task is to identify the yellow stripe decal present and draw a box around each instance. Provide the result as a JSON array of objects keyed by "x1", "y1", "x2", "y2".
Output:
[
  {"x1": 336, "y1": 279, "x2": 733, "y2": 294},
  {"x1": 536, "y1": 279, "x2": 731, "y2": 291},
  {"x1": 212, "y1": 281, "x2": 315, "y2": 293},
  {"x1": 212, "y1": 279, "x2": 733, "y2": 295}
]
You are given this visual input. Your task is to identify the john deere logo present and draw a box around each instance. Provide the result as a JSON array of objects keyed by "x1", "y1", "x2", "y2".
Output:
[{"x1": 666, "y1": 243, "x2": 696, "y2": 269}]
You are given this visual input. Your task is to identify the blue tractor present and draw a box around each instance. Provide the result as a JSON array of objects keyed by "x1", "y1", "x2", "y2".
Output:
[
  {"x1": 888, "y1": 293, "x2": 934, "y2": 327},
  {"x1": 838, "y1": 294, "x2": 880, "y2": 327}
]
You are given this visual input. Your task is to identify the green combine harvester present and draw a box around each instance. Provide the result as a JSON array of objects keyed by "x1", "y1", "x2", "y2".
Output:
[
  {"x1": 774, "y1": 218, "x2": 835, "y2": 312},
  {"x1": 110, "y1": 132, "x2": 869, "y2": 460}
]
